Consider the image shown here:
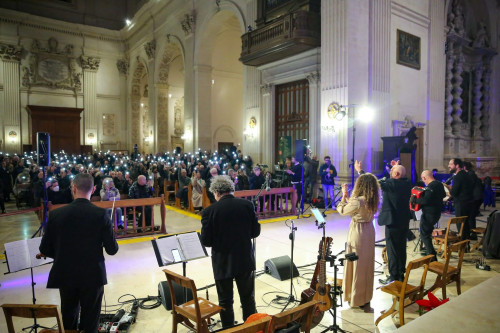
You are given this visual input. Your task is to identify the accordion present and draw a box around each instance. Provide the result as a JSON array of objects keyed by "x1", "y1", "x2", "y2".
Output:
[{"x1": 409, "y1": 186, "x2": 425, "y2": 211}]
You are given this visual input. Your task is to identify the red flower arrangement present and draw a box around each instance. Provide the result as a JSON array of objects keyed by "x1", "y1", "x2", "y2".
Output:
[{"x1": 416, "y1": 292, "x2": 449, "y2": 313}]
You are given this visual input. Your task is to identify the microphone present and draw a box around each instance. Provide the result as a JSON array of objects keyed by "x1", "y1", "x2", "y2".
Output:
[{"x1": 265, "y1": 173, "x2": 271, "y2": 192}]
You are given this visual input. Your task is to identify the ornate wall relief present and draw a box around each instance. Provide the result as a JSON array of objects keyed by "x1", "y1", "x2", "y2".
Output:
[
  {"x1": 22, "y1": 38, "x2": 82, "y2": 91},
  {"x1": 174, "y1": 97, "x2": 184, "y2": 136},
  {"x1": 102, "y1": 114, "x2": 116, "y2": 137}
]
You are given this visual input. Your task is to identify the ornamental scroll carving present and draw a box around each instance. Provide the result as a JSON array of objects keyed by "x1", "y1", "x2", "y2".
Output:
[
  {"x1": 21, "y1": 38, "x2": 82, "y2": 91},
  {"x1": 116, "y1": 59, "x2": 129, "y2": 75},
  {"x1": 181, "y1": 14, "x2": 195, "y2": 35},
  {"x1": 144, "y1": 40, "x2": 156, "y2": 60}
]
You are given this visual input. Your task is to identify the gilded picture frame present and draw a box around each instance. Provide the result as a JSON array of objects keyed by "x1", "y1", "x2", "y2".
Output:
[{"x1": 397, "y1": 29, "x2": 421, "y2": 70}]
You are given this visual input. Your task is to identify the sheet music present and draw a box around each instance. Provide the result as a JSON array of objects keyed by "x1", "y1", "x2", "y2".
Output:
[
  {"x1": 4, "y1": 240, "x2": 30, "y2": 273},
  {"x1": 155, "y1": 235, "x2": 182, "y2": 265},
  {"x1": 27, "y1": 237, "x2": 53, "y2": 267},
  {"x1": 311, "y1": 208, "x2": 325, "y2": 223},
  {"x1": 177, "y1": 232, "x2": 207, "y2": 261}
]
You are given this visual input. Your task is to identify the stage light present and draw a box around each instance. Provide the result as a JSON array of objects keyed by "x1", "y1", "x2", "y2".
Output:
[{"x1": 357, "y1": 105, "x2": 374, "y2": 122}]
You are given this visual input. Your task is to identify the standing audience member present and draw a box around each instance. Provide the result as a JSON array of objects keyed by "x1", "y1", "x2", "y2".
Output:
[
  {"x1": 205, "y1": 168, "x2": 219, "y2": 204},
  {"x1": 319, "y1": 156, "x2": 338, "y2": 209},
  {"x1": 191, "y1": 170, "x2": 205, "y2": 211},
  {"x1": 337, "y1": 173, "x2": 380, "y2": 309},
  {"x1": 128, "y1": 175, "x2": 154, "y2": 230},
  {"x1": 286, "y1": 156, "x2": 304, "y2": 208},
  {"x1": 411, "y1": 170, "x2": 446, "y2": 261},
  {"x1": 356, "y1": 160, "x2": 412, "y2": 283},
  {"x1": 1, "y1": 159, "x2": 12, "y2": 202},
  {"x1": 176, "y1": 169, "x2": 191, "y2": 208},
  {"x1": 201, "y1": 176, "x2": 260, "y2": 329},
  {"x1": 446, "y1": 158, "x2": 474, "y2": 240},
  {"x1": 304, "y1": 155, "x2": 319, "y2": 203},
  {"x1": 37, "y1": 173, "x2": 119, "y2": 333},
  {"x1": 47, "y1": 179, "x2": 72, "y2": 204},
  {"x1": 100, "y1": 177, "x2": 123, "y2": 229}
]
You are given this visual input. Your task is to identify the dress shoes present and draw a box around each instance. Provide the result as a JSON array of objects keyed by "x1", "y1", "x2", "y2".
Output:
[{"x1": 378, "y1": 276, "x2": 394, "y2": 285}]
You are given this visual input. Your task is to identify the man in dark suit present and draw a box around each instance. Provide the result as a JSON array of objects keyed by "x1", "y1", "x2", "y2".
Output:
[
  {"x1": 411, "y1": 170, "x2": 446, "y2": 261},
  {"x1": 38, "y1": 173, "x2": 119, "y2": 333},
  {"x1": 447, "y1": 158, "x2": 474, "y2": 239},
  {"x1": 286, "y1": 156, "x2": 304, "y2": 208},
  {"x1": 356, "y1": 161, "x2": 412, "y2": 283},
  {"x1": 200, "y1": 175, "x2": 261, "y2": 329}
]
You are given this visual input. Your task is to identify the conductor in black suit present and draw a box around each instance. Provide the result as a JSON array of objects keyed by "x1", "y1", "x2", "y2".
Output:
[
  {"x1": 447, "y1": 158, "x2": 474, "y2": 239},
  {"x1": 38, "y1": 173, "x2": 119, "y2": 333},
  {"x1": 355, "y1": 161, "x2": 412, "y2": 283},
  {"x1": 200, "y1": 175, "x2": 261, "y2": 329}
]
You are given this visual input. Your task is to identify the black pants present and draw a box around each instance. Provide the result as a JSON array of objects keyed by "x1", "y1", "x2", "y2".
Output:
[
  {"x1": 59, "y1": 285, "x2": 104, "y2": 333},
  {"x1": 293, "y1": 183, "x2": 303, "y2": 209},
  {"x1": 136, "y1": 206, "x2": 152, "y2": 227},
  {"x1": 455, "y1": 201, "x2": 472, "y2": 240},
  {"x1": 420, "y1": 213, "x2": 440, "y2": 257},
  {"x1": 215, "y1": 271, "x2": 256, "y2": 328},
  {"x1": 385, "y1": 225, "x2": 408, "y2": 281}
]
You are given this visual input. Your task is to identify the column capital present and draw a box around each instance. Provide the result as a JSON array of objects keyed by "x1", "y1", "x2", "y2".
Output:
[
  {"x1": 0, "y1": 43, "x2": 21, "y2": 62},
  {"x1": 116, "y1": 59, "x2": 129, "y2": 75},
  {"x1": 306, "y1": 71, "x2": 320, "y2": 85},
  {"x1": 80, "y1": 56, "x2": 101, "y2": 71},
  {"x1": 260, "y1": 83, "x2": 273, "y2": 96},
  {"x1": 144, "y1": 40, "x2": 156, "y2": 60}
]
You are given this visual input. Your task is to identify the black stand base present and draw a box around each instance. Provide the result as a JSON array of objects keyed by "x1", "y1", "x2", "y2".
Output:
[{"x1": 22, "y1": 323, "x2": 52, "y2": 333}]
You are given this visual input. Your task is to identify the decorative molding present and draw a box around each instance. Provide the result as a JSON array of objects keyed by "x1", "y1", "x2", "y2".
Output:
[
  {"x1": 0, "y1": 43, "x2": 22, "y2": 62},
  {"x1": 144, "y1": 40, "x2": 156, "y2": 60},
  {"x1": 22, "y1": 38, "x2": 82, "y2": 91},
  {"x1": 80, "y1": 55, "x2": 101, "y2": 71},
  {"x1": 260, "y1": 83, "x2": 273, "y2": 95},
  {"x1": 96, "y1": 94, "x2": 121, "y2": 100},
  {"x1": 174, "y1": 97, "x2": 184, "y2": 136},
  {"x1": 181, "y1": 14, "x2": 195, "y2": 35},
  {"x1": 390, "y1": 1, "x2": 430, "y2": 29},
  {"x1": 306, "y1": 71, "x2": 320, "y2": 85},
  {"x1": 116, "y1": 59, "x2": 129, "y2": 75}
]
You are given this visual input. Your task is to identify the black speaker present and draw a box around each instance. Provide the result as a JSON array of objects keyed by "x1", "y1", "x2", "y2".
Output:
[
  {"x1": 36, "y1": 132, "x2": 50, "y2": 167},
  {"x1": 158, "y1": 281, "x2": 193, "y2": 310},
  {"x1": 294, "y1": 139, "x2": 307, "y2": 163},
  {"x1": 264, "y1": 255, "x2": 299, "y2": 281}
]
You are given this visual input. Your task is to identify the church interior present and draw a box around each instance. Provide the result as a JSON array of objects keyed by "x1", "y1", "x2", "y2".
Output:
[{"x1": 1, "y1": 0, "x2": 500, "y2": 332}]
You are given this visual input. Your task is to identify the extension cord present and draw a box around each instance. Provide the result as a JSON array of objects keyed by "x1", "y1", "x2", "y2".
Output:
[{"x1": 476, "y1": 263, "x2": 491, "y2": 271}]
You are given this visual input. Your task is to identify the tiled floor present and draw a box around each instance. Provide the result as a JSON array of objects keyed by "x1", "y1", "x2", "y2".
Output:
[{"x1": 1, "y1": 201, "x2": 499, "y2": 332}]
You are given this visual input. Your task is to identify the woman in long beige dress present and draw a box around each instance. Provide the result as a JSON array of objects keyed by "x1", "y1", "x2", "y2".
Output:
[{"x1": 337, "y1": 173, "x2": 380, "y2": 308}]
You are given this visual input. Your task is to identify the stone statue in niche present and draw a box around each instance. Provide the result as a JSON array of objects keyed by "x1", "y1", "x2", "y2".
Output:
[{"x1": 472, "y1": 21, "x2": 489, "y2": 48}]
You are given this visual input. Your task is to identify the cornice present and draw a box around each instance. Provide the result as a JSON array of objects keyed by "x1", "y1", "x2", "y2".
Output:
[
  {"x1": 0, "y1": 9, "x2": 123, "y2": 43},
  {"x1": 391, "y1": 2, "x2": 430, "y2": 29}
]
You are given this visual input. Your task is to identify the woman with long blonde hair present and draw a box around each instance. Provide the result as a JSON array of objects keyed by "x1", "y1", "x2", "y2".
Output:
[{"x1": 337, "y1": 173, "x2": 380, "y2": 309}]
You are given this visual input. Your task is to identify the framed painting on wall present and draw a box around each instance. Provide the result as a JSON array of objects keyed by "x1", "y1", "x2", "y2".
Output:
[{"x1": 396, "y1": 29, "x2": 421, "y2": 70}]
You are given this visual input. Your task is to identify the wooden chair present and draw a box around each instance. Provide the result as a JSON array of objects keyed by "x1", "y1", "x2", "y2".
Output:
[
  {"x1": 433, "y1": 216, "x2": 467, "y2": 259},
  {"x1": 375, "y1": 255, "x2": 434, "y2": 327},
  {"x1": 427, "y1": 239, "x2": 469, "y2": 299},
  {"x1": 1, "y1": 304, "x2": 79, "y2": 333},
  {"x1": 163, "y1": 269, "x2": 223, "y2": 333},
  {"x1": 219, "y1": 316, "x2": 271, "y2": 333},
  {"x1": 268, "y1": 300, "x2": 318, "y2": 333},
  {"x1": 470, "y1": 227, "x2": 486, "y2": 251},
  {"x1": 174, "y1": 181, "x2": 182, "y2": 208},
  {"x1": 163, "y1": 179, "x2": 176, "y2": 204}
]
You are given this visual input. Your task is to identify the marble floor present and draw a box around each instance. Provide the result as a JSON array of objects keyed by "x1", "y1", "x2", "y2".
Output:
[{"x1": 0, "y1": 202, "x2": 499, "y2": 332}]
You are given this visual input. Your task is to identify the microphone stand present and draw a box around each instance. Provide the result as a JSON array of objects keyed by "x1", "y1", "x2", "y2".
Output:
[{"x1": 31, "y1": 166, "x2": 48, "y2": 238}]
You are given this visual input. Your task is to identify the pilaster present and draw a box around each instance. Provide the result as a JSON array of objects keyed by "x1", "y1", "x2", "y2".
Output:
[{"x1": 81, "y1": 55, "x2": 101, "y2": 147}]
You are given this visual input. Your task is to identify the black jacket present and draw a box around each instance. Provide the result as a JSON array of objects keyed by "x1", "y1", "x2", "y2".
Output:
[
  {"x1": 201, "y1": 195, "x2": 260, "y2": 280},
  {"x1": 40, "y1": 198, "x2": 119, "y2": 288},
  {"x1": 415, "y1": 180, "x2": 446, "y2": 216},
  {"x1": 378, "y1": 177, "x2": 413, "y2": 227},
  {"x1": 450, "y1": 170, "x2": 473, "y2": 204}
]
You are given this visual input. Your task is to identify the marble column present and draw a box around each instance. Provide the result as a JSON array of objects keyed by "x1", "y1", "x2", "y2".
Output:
[
  {"x1": 0, "y1": 43, "x2": 22, "y2": 153},
  {"x1": 81, "y1": 55, "x2": 101, "y2": 148},
  {"x1": 194, "y1": 64, "x2": 212, "y2": 150},
  {"x1": 116, "y1": 59, "x2": 129, "y2": 149},
  {"x1": 306, "y1": 71, "x2": 320, "y2": 157},
  {"x1": 156, "y1": 83, "x2": 170, "y2": 152},
  {"x1": 260, "y1": 83, "x2": 273, "y2": 165}
]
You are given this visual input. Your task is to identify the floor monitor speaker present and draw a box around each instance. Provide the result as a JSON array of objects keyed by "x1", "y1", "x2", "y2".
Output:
[
  {"x1": 158, "y1": 281, "x2": 193, "y2": 310},
  {"x1": 264, "y1": 255, "x2": 299, "y2": 281}
]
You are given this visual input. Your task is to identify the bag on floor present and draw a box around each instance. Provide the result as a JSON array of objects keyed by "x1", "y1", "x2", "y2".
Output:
[{"x1": 482, "y1": 210, "x2": 500, "y2": 259}]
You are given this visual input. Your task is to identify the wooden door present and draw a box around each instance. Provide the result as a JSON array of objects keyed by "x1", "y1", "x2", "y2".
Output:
[{"x1": 27, "y1": 105, "x2": 84, "y2": 154}]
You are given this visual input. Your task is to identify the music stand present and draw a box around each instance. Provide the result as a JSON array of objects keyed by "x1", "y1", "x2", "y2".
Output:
[{"x1": 4, "y1": 237, "x2": 54, "y2": 333}]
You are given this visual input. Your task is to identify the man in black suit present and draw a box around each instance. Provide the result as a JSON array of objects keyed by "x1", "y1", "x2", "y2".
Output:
[
  {"x1": 38, "y1": 173, "x2": 119, "y2": 333},
  {"x1": 447, "y1": 158, "x2": 474, "y2": 240},
  {"x1": 411, "y1": 170, "x2": 446, "y2": 261},
  {"x1": 200, "y1": 175, "x2": 261, "y2": 329},
  {"x1": 286, "y1": 156, "x2": 304, "y2": 208},
  {"x1": 356, "y1": 161, "x2": 412, "y2": 283}
]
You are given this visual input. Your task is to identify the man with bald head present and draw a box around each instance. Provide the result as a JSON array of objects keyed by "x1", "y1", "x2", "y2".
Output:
[
  {"x1": 129, "y1": 175, "x2": 154, "y2": 230},
  {"x1": 355, "y1": 160, "x2": 412, "y2": 283},
  {"x1": 411, "y1": 170, "x2": 447, "y2": 261}
]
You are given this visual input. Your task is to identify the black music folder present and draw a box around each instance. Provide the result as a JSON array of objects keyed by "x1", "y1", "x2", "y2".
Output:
[{"x1": 151, "y1": 232, "x2": 208, "y2": 267}]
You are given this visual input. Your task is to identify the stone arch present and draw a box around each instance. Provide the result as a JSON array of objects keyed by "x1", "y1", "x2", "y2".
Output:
[{"x1": 213, "y1": 125, "x2": 237, "y2": 148}]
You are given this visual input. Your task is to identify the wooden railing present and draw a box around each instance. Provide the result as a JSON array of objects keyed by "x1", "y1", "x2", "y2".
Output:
[{"x1": 49, "y1": 195, "x2": 167, "y2": 238}]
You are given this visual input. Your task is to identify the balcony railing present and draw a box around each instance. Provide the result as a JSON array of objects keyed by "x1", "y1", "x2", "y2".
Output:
[{"x1": 240, "y1": 10, "x2": 320, "y2": 66}]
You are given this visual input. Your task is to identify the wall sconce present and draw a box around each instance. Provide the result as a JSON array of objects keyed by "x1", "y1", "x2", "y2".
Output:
[
  {"x1": 327, "y1": 102, "x2": 346, "y2": 121},
  {"x1": 181, "y1": 127, "x2": 192, "y2": 141},
  {"x1": 8, "y1": 131, "x2": 18, "y2": 143},
  {"x1": 144, "y1": 130, "x2": 153, "y2": 143},
  {"x1": 87, "y1": 133, "x2": 96, "y2": 144}
]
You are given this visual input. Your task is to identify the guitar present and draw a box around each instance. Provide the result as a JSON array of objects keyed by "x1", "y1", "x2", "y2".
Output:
[
  {"x1": 313, "y1": 237, "x2": 333, "y2": 311},
  {"x1": 300, "y1": 237, "x2": 333, "y2": 327}
]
